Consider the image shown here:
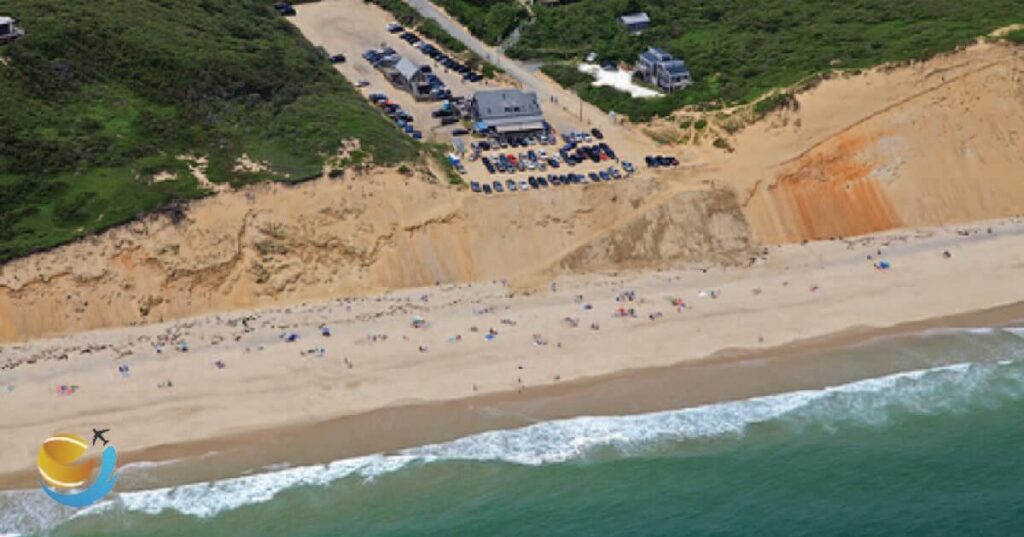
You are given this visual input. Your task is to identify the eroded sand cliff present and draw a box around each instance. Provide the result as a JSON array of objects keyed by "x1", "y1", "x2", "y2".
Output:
[{"x1": 1, "y1": 42, "x2": 1021, "y2": 342}]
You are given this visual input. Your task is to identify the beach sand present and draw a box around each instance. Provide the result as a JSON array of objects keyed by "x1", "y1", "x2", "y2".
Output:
[{"x1": 2, "y1": 218, "x2": 1024, "y2": 487}]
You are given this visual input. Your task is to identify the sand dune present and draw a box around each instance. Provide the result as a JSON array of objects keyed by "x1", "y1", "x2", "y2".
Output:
[{"x1": 1, "y1": 41, "x2": 1022, "y2": 343}]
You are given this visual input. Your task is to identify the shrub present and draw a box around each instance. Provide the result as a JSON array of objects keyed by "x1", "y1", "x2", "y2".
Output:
[{"x1": 1004, "y1": 28, "x2": 1024, "y2": 44}]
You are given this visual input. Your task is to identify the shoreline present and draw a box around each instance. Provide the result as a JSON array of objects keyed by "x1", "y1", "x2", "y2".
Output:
[
  {"x1": 98, "y1": 300, "x2": 1024, "y2": 490},
  {"x1": 2, "y1": 219, "x2": 1024, "y2": 489},
  {"x1": 2, "y1": 299, "x2": 1024, "y2": 491}
]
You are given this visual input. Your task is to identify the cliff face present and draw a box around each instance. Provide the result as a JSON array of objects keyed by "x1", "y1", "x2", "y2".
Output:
[
  {"x1": 0, "y1": 172, "x2": 753, "y2": 342},
  {"x1": 1, "y1": 42, "x2": 1021, "y2": 343},
  {"x1": 740, "y1": 42, "x2": 1024, "y2": 243}
]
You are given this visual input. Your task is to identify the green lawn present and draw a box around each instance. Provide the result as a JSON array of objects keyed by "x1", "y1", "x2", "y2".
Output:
[
  {"x1": 0, "y1": 0, "x2": 419, "y2": 262},
  {"x1": 510, "y1": 0, "x2": 1024, "y2": 120}
]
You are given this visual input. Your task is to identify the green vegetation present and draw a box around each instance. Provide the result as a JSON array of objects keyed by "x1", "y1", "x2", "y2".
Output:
[
  {"x1": 0, "y1": 0, "x2": 418, "y2": 262},
  {"x1": 420, "y1": 18, "x2": 468, "y2": 52},
  {"x1": 753, "y1": 92, "x2": 798, "y2": 118},
  {"x1": 519, "y1": 0, "x2": 1024, "y2": 119},
  {"x1": 430, "y1": 0, "x2": 529, "y2": 45},
  {"x1": 1003, "y1": 28, "x2": 1024, "y2": 44},
  {"x1": 366, "y1": 0, "x2": 466, "y2": 52}
]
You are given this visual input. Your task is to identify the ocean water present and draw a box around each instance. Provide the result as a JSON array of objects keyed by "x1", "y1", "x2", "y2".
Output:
[{"x1": 3, "y1": 327, "x2": 1024, "y2": 536}]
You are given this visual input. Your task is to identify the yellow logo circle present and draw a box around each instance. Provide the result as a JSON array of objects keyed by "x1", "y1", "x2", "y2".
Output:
[{"x1": 37, "y1": 434, "x2": 96, "y2": 489}]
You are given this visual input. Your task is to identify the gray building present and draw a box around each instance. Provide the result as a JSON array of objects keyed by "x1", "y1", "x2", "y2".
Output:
[
  {"x1": 635, "y1": 47, "x2": 692, "y2": 93},
  {"x1": 0, "y1": 16, "x2": 25, "y2": 44},
  {"x1": 384, "y1": 57, "x2": 432, "y2": 100},
  {"x1": 618, "y1": 12, "x2": 650, "y2": 34},
  {"x1": 470, "y1": 89, "x2": 545, "y2": 134}
]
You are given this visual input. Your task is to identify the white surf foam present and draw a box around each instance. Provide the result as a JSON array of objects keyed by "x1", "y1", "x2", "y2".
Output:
[{"x1": 3, "y1": 355, "x2": 1023, "y2": 535}]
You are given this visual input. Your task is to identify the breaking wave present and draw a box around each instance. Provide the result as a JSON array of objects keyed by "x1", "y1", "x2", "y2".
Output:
[{"x1": 3, "y1": 329, "x2": 1024, "y2": 536}]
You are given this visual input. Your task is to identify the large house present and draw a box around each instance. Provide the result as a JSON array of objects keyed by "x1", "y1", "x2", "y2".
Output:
[
  {"x1": 470, "y1": 89, "x2": 546, "y2": 135},
  {"x1": 618, "y1": 12, "x2": 650, "y2": 34},
  {"x1": 635, "y1": 47, "x2": 692, "y2": 93},
  {"x1": 0, "y1": 16, "x2": 25, "y2": 44},
  {"x1": 384, "y1": 57, "x2": 434, "y2": 100}
]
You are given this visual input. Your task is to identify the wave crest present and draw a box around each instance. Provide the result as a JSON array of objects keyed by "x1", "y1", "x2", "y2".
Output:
[{"x1": 2, "y1": 338, "x2": 1023, "y2": 535}]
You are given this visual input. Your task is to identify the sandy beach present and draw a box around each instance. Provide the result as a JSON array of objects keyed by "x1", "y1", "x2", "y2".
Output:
[{"x1": 3, "y1": 217, "x2": 1024, "y2": 487}]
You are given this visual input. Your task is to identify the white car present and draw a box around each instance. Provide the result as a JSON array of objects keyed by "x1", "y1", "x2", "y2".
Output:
[{"x1": 519, "y1": 180, "x2": 530, "y2": 191}]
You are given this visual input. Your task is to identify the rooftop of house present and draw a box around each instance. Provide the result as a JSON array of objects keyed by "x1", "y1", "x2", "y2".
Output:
[
  {"x1": 618, "y1": 12, "x2": 650, "y2": 26},
  {"x1": 640, "y1": 47, "x2": 675, "y2": 63},
  {"x1": 0, "y1": 16, "x2": 14, "y2": 25},
  {"x1": 662, "y1": 59, "x2": 689, "y2": 74},
  {"x1": 394, "y1": 57, "x2": 422, "y2": 81},
  {"x1": 473, "y1": 89, "x2": 543, "y2": 121}
]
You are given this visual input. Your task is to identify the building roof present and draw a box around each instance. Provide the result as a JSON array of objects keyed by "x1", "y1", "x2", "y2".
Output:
[
  {"x1": 619, "y1": 12, "x2": 650, "y2": 26},
  {"x1": 0, "y1": 16, "x2": 14, "y2": 25},
  {"x1": 662, "y1": 59, "x2": 689, "y2": 74},
  {"x1": 394, "y1": 57, "x2": 422, "y2": 82},
  {"x1": 473, "y1": 89, "x2": 543, "y2": 122},
  {"x1": 640, "y1": 47, "x2": 673, "y2": 63}
]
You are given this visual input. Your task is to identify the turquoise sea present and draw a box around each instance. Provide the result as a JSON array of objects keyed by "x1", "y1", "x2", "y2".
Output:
[{"x1": 3, "y1": 326, "x2": 1024, "y2": 536}]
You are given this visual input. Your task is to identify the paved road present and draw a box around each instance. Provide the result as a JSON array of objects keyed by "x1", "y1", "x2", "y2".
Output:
[{"x1": 403, "y1": 0, "x2": 610, "y2": 129}]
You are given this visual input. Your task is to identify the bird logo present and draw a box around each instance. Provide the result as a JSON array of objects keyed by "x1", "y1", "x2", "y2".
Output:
[{"x1": 37, "y1": 431, "x2": 118, "y2": 507}]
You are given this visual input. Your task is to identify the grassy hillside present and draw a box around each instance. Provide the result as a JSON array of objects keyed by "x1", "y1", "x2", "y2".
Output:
[
  {"x1": 0, "y1": 0, "x2": 418, "y2": 263},
  {"x1": 509, "y1": 0, "x2": 1024, "y2": 120},
  {"x1": 430, "y1": 0, "x2": 528, "y2": 45}
]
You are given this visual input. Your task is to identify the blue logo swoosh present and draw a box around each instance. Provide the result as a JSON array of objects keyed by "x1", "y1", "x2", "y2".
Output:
[{"x1": 41, "y1": 446, "x2": 118, "y2": 508}]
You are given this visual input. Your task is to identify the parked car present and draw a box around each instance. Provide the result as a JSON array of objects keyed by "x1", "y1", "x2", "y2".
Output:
[
  {"x1": 329, "y1": 54, "x2": 346, "y2": 64},
  {"x1": 537, "y1": 176, "x2": 549, "y2": 187},
  {"x1": 599, "y1": 142, "x2": 617, "y2": 160},
  {"x1": 591, "y1": 128, "x2": 604, "y2": 140},
  {"x1": 492, "y1": 181, "x2": 504, "y2": 193},
  {"x1": 599, "y1": 170, "x2": 611, "y2": 181},
  {"x1": 452, "y1": 128, "x2": 469, "y2": 136},
  {"x1": 387, "y1": 23, "x2": 404, "y2": 33},
  {"x1": 519, "y1": 180, "x2": 530, "y2": 191},
  {"x1": 588, "y1": 172, "x2": 600, "y2": 183},
  {"x1": 528, "y1": 176, "x2": 539, "y2": 189},
  {"x1": 273, "y1": 2, "x2": 296, "y2": 16},
  {"x1": 506, "y1": 179, "x2": 517, "y2": 191},
  {"x1": 482, "y1": 157, "x2": 494, "y2": 174},
  {"x1": 609, "y1": 167, "x2": 622, "y2": 179},
  {"x1": 470, "y1": 181, "x2": 481, "y2": 193},
  {"x1": 482, "y1": 183, "x2": 492, "y2": 194},
  {"x1": 622, "y1": 161, "x2": 635, "y2": 174}
]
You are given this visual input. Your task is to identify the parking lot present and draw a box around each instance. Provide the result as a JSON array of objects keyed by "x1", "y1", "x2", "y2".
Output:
[
  {"x1": 293, "y1": 0, "x2": 495, "y2": 144},
  {"x1": 293, "y1": 1, "x2": 677, "y2": 189}
]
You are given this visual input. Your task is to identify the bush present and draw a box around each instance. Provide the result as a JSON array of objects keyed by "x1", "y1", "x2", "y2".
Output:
[
  {"x1": 431, "y1": 0, "x2": 529, "y2": 45},
  {"x1": 1004, "y1": 28, "x2": 1024, "y2": 44},
  {"x1": 753, "y1": 92, "x2": 797, "y2": 117},
  {"x1": 0, "y1": 0, "x2": 418, "y2": 262},
  {"x1": 694, "y1": 119, "x2": 707, "y2": 130},
  {"x1": 516, "y1": 0, "x2": 1024, "y2": 118}
]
